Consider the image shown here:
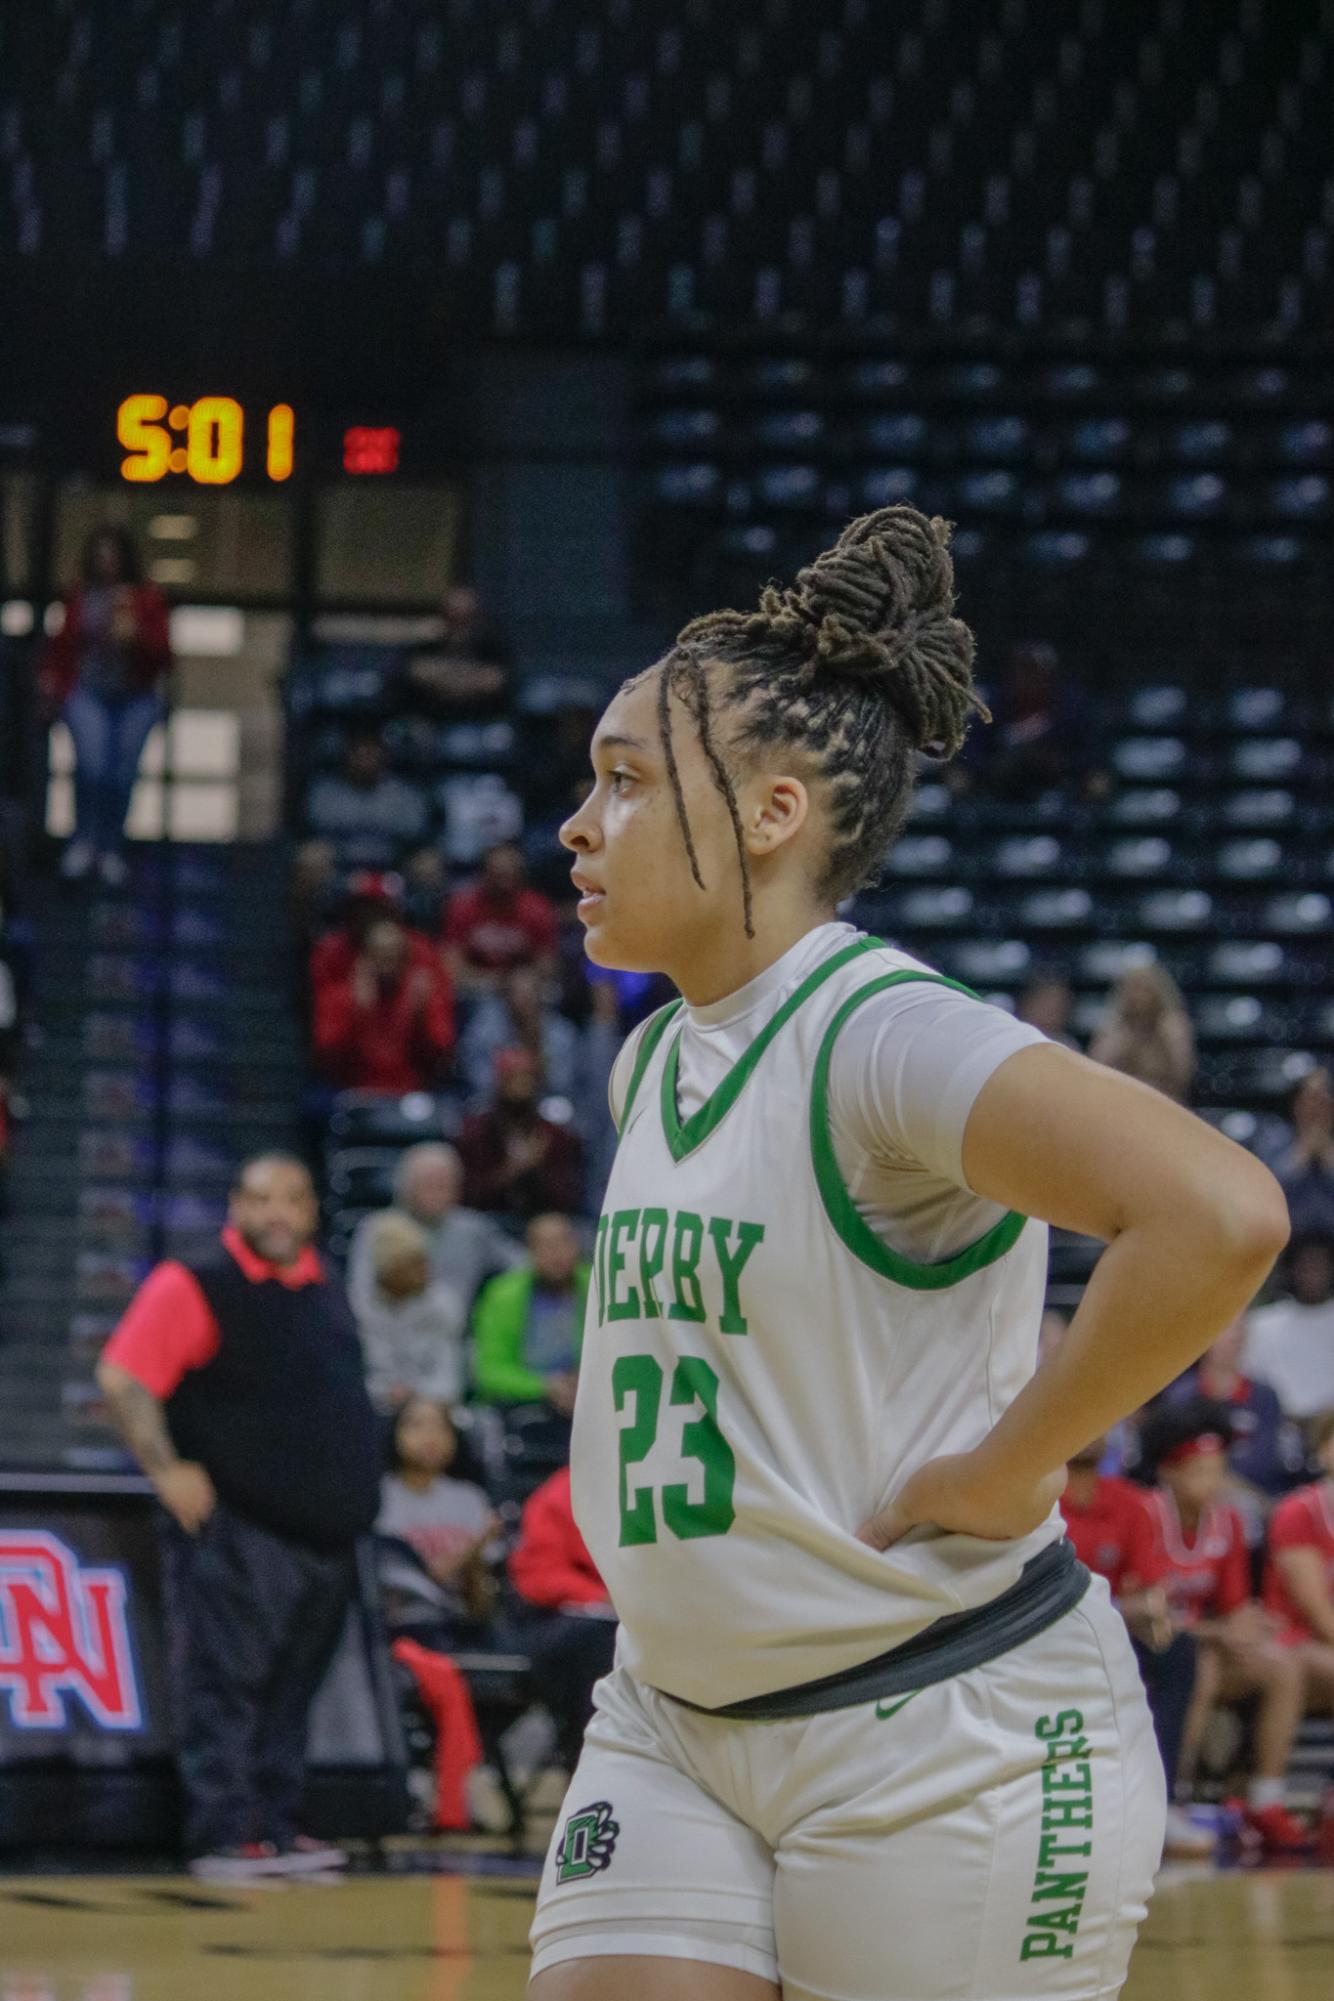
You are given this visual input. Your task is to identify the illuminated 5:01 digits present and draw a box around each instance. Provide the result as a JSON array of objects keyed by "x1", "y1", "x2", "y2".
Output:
[{"x1": 117, "y1": 395, "x2": 295, "y2": 484}]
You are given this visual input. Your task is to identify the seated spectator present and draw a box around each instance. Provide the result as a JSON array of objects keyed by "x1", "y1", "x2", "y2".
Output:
[
  {"x1": 1168, "y1": 1313, "x2": 1306, "y2": 1526},
  {"x1": 305, "y1": 726, "x2": 430, "y2": 866},
  {"x1": 1060, "y1": 1436, "x2": 1211, "y2": 1859},
  {"x1": 508, "y1": 1464, "x2": 616, "y2": 1769},
  {"x1": 1015, "y1": 969, "x2": 1080, "y2": 1051},
  {"x1": 444, "y1": 842, "x2": 558, "y2": 993},
  {"x1": 950, "y1": 641, "x2": 1107, "y2": 801},
  {"x1": 354, "y1": 1213, "x2": 467, "y2": 1413},
  {"x1": 1255, "y1": 1067, "x2": 1334, "y2": 1240},
  {"x1": 1089, "y1": 960, "x2": 1195, "y2": 1104},
  {"x1": 1262, "y1": 1412, "x2": 1334, "y2": 1712},
  {"x1": 459, "y1": 965, "x2": 579, "y2": 1107},
  {"x1": 472, "y1": 1213, "x2": 588, "y2": 1420},
  {"x1": 1136, "y1": 1398, "x2": 1310, "y2": 1852},
  {"x1": 400, "y1": 586, "x2": 512, "y2": 722},
  {"x1": 348, "y1": 1142, "x2": 519, "y2": 1323},
  {"x1": 376, "y1": 1396, "x2": 504, "y2": 1833},
  {"x1": 459, "y1": 1048, "x2": 584, "y2": 1223},
  {"x1": 377, "y1": 1397, "x2": 499, "y2": 1643},
  {"x1": 1242, "y1": 1232, "x2": 1334, "y2": 1424},
  {"x1": 39, "y1": 523, "x2": 173, "y2": 888},
  {"x1": 313, "y1": 916, "x2": 455, "y2": 1092}
]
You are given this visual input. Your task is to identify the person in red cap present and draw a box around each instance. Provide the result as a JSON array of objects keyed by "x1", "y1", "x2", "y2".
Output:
[
  {"x1": 1135, "y1": 1397, "x2": 1310, "y2": 1852},
  {"x1": 1262, "y1": 1410, "x2": 1334, "y2": 1708}
]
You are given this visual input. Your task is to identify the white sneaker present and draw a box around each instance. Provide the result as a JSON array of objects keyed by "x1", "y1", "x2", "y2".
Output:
[
  {"x1": 1163, "y1": 1805, "x2": 1217, "y2": 1860},
  {"x1": 189, "y1": 1842, "x2": 290, "y2": 1883},
  {"x1": 97, "y1": 851, "x2": 129, "y2": 889},
  {"x1": 277, "y1": 1836, "x2": 349, "y2": 1875},
  {"x1": 60, "y1": 839, "x2": 95, "y2": 882},
  {"x1": 465, "y1": 1762, "x2": 513, "y2": 1833}
]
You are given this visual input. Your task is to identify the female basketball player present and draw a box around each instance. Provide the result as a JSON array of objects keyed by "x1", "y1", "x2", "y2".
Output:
[{"x1": 530, "y1": 508, "x2": 1289, "y2": 2001}]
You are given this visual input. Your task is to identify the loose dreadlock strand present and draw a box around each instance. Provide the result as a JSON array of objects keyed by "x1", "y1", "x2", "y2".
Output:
[
  {"x1": 656, "y1": 651, "x2": 706, "y2": 893},
  {"x1": 681, "y1": 649, "x2": 755, "y2": 939}
]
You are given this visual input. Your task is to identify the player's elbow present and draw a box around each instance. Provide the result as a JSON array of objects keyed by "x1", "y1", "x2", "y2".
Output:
[{"x1": 1194, "y1": 1157, "x2": 1290, "y2": 1279}]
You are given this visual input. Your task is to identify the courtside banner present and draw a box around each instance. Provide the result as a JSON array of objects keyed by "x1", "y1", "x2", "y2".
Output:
[{"x1": 0, "y1": 1501, "x2": 171, "y2": 1761}]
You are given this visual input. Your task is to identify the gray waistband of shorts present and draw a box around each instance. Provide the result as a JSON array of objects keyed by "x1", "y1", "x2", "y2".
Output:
[{"x1": 665, "y1": 1538, "x2": 1090, "y2": 1722}]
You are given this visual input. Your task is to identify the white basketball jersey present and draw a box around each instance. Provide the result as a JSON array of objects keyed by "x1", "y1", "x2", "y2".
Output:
[{"x1": 570, "y1": 932, "x2": 1059, "y2": 1709}]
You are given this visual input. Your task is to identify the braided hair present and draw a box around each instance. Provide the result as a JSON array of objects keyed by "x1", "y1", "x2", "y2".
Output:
[{"x1": 641, "y1": 506, "x2": 986, "y2": 936}]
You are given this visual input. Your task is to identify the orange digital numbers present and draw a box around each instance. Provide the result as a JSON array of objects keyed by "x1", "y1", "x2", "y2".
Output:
[
  {"x1": 117, "y1": 394, "x2": 173, "y2": 482},
  {"x1": 186, "y1": 396, "x2": 244, "y2": 484},
  {"x1": 117, "y1": 396, "x2": 296, "y2": 483},
  {"x1": 266, "y1": 403, "x2": 296, "y2": 481}
]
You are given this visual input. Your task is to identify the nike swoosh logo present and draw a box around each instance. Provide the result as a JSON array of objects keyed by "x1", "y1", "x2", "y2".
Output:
[{"x1": 874, "y1": 1690, "x2": 922, "y2": 1721}]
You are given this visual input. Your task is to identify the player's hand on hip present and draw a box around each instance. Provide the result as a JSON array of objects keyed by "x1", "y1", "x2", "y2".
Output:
[
  {"x1": 153, "y1": 1460, "x2": 218, "y2": 1535},
  {"x1": 856, "y1": 1449, "x2": 1066, "y2": 1550}
]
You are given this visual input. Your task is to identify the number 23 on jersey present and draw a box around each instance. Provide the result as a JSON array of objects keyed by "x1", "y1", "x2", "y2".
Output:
[{"x1": 592, "y1": 1206, "x2": 766, "y2": 1549}]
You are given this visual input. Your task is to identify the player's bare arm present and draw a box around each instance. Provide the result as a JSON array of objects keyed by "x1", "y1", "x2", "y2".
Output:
[{"x1": 860, "y1": 1045, "x2": 1288, "y2": 1550}]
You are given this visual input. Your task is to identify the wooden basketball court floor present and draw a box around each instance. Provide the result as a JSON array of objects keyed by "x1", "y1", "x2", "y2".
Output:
[{"x1": 1, "y1": 1858, "x2": 1330, "y2": 2001}]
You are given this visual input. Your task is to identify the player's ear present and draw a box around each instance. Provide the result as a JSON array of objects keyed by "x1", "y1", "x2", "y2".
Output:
[{"x1": 743, "y1": 773, "x2": 809, "y2": 859}]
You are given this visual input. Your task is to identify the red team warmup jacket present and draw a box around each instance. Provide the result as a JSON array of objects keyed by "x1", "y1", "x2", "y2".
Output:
[
  {"x1": 1061, "y1": 1477, "x2": 1251, "y2": 1630},
  {"x1": 1060, "y1": 1476, "x2": 1155, "y2": 1598},
  {"x1": 1262, "y1": 1481, "x2": 1334, "y2": 1645},
  {"x1": 508, "y1": 1468, "x2": 609, "y2": 1611}
]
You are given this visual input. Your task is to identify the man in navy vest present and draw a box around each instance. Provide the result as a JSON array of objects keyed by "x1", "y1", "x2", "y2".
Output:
[{"x1": 98, "y1": 1152, "x2": 381, "y2": 1882}]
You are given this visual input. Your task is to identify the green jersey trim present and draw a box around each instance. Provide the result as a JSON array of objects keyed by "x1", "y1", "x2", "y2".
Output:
[
  {"x1": 809, "y1": 971, "x2": 1028, "y2": 1290},
  {"x1": 615, "y1": 1001, "x2": 684, "y2": 1136},
  {"x1": 660, "y1": 938, "x2": 878, "y2": 1163}
]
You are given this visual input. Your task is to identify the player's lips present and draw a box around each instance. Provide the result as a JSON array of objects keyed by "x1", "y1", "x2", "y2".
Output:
[{"x1": 572, "y1": 870, "x2": 606, "y2": 917}]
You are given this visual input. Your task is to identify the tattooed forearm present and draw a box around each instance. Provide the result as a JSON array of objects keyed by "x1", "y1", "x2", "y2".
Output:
[{"x1": 96, "y1": 1364, "x2": 180, "y2": 1478}]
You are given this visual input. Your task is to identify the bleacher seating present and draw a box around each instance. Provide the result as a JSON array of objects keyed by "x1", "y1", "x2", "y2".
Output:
[{"x1": 2, "y1": 1, "x2": 1332, "y2": 341}]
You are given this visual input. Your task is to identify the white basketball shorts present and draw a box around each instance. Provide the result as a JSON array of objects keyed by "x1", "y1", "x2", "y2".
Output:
[{"x1": 530, "y1": 1577, "x2": 1165, "y2": 2001}]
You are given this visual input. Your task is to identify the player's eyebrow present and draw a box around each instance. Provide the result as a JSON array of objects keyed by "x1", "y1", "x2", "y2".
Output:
[{"x1": 592, "y1": 731, "x2": 650, "y2": 756}]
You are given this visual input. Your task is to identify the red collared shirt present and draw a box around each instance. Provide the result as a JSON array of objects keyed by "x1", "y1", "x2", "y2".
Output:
[{"x1": 100, "y1": 1225, "x2": 324, "y2": 1399}]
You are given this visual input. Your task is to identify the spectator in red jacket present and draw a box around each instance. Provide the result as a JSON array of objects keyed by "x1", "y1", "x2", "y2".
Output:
[
  {"x1": 1263, "y1": 1411, "x2": 1334, "y2": 1710},
  {"x1": 509, "y1": 1465, "x2": 615, "y2": 1767},
  {"x1": 313, "y1": 917, "x2": 455, "y2": 1093},
  {"x1": 308, "y1": 873, "x2": 437, "y2": 1006},
  {"x1": 458, "y1": 1047, "x2": 584, "y2": 1222},
  {"x1": 444, "y1": 842, "x2": 558, "y2": 993},
  {"x1": 40, "y1": 524, "x2": 173, "y2": 889},
  {"x1": 1061, "y1": 1437, "x2": 1211, "y2": 1857},
  {"x1": 1137, "y1": 1398, "x2": 1310, "y2": 1853}
]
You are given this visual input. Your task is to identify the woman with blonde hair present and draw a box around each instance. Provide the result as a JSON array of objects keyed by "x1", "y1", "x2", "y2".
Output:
[{"x1": 1090, "y1": 957, "x2": 1196, "y2": 1103}]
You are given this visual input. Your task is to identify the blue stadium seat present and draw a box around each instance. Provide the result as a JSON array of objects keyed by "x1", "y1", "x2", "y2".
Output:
[
  {"x1": 1264, "y1": 892, "x2": 1332, "y2": 935},
  {"x1": 1111, "y1": 737, "x2": 1187, "y2": 781},
  {"x1": 1206, "y1": 941, "x2": 1291, "y2": 987},
  {"x1": 1104, "y1": 837, "x2": 1174, "y2": 878},
  {"x1": 1106, "y1": 788, "x2": 1183, "y2": 825},
  {"x1": 862, "y1": 467, "x2": 920, "y2": 507},
  {"x1": 1229, "y1": 738, "x2": 1304, "y2": 782}
]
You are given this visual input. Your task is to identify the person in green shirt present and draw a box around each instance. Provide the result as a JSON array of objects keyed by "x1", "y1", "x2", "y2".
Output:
[{"x1": 471, "y1": 1212, "x2": 589, "y2": 1416}]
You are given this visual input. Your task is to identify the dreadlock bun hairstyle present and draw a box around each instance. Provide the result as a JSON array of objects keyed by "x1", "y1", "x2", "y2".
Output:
[{"x1": 650, "y1": 506, "x2": 986, "y2": 932}]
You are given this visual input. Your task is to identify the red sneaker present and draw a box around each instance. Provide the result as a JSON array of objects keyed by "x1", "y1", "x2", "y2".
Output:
[{"x1": 1244, "y1": 1803, "x2": 1315, "y2": 1854}]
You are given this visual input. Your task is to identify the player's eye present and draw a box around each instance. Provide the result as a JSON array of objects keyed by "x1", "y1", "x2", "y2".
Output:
[{"x1": 608, "y1": 767, "x2": 636, "y2": 795}]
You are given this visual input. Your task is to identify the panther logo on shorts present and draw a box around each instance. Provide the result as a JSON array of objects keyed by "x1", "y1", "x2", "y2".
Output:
[{"x1": 555, "y1": 1799, "x2": 621, "y2": 1883}]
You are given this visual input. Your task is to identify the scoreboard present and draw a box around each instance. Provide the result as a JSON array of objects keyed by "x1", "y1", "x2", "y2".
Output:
[
  {"x1": 115, "y1": 394, "x2": 413, "y2": 487},
  {"x1": 0, "y1": 390, "x2": 463, "y2": 610}
]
